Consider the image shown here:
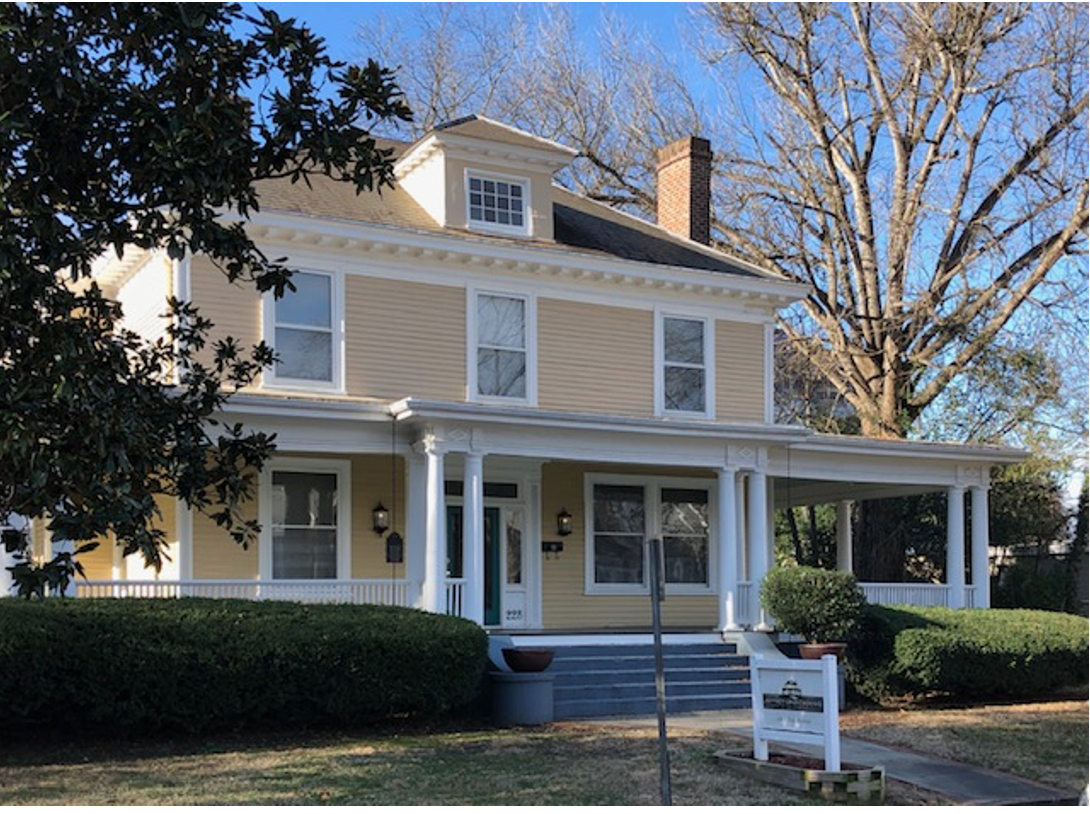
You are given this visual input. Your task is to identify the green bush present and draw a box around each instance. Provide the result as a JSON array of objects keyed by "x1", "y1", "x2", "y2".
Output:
[
  {"x1": 760, "y1": 566, "x2": 866, "y2": 642},
  {"x1": 0, "y1": 599, "x2": 488, "y2": 734},
  {"x1": 847, "y1": 605, "x2": 1089, "y2": 703},
  {"x1": 993, "y1": 557, "x2": 1078, "y2": 612}
]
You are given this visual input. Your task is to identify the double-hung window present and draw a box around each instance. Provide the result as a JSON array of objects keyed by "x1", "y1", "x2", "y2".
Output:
[
  {"x1": 586, "y1": 475, "x2": 713, "y2": 595},
  {"x1": 472, "y1": 291, "x2": 534, "y2": 403},
  {"x1": 264, "y1": 460, "x2": 350, "y2": 580},
  {"x1": 265, "y1": 270, "x2": 342, "y2": 390},
  {"x1": 658, "y1": 313, "x2": 713, "y2": 417},
  {"x1": 467, "y1": 173, "x2": 529, "y2": 235}
]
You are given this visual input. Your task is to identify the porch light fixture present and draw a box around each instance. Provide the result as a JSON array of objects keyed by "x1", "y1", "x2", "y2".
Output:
[
  {"x1": 556, "y1": 508, "x2": 573, "y2": 537},
  {"x1": 372, "y1": 503, "x2": 390, "y2": 535}
]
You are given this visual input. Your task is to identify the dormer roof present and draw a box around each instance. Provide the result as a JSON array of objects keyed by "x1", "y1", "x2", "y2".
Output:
[{"x1": 247, "y1": 122, "x2": 786, "y2": 285}]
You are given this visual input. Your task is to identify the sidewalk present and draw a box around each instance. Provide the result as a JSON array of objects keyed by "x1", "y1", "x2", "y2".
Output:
[{"x1": 583, "y1": 710, "x2": 1077, "y2": 805}]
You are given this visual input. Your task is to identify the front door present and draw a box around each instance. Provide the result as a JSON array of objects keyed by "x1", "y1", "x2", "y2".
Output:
[{"x1": 446, "y1": 505, "x2": 503, "y2": 627}]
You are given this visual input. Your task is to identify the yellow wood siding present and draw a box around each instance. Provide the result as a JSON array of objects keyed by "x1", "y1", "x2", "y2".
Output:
[
  {"x1": 538, "y1": 299, "x2": 654, "y2": 416},
  {"x1": 188, "y1": 255, "x2": 262, "y2": 370},
  {"x1": 192, "y1": 494, "x2": 259, "y2": 580},
  {"x1": 540, "y1": 461, "x2": 718, "y2": 630},
  {"x1": 717, "y1": 320, "x2": 765, "y2": 422},
  {"x1": 349, "y1": 455, "x2": 408, "y2": 579},
  {"x1": 78, "y1": 533, "x2": 115, "y2": 580},
  {"x1": 344, "y1": 276, "x2": 465, "y2": 401},
  {"x1": 188, "y1": 454, "x2": 407, "y2": 580}
]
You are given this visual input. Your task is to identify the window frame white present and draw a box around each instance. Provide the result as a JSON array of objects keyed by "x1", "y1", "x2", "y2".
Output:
[
  {"x1": 654, "y1": 307, "x2": 716, "y2": 420},
  {"x1": 258, "y1": 457, "x2": 352, "y2": 581},
  {"x1": 463, "y1": 168, "x2": 532, "y2": 238},
  {"x1": 583, "y1": 472, "x2": 717, "y2": 597},
  {"x1": 467, "y1": 287, "x2": 538, "y2": 407},
  {"x1": 261, "y1": 269, "x2": 345, "y2": 393}
]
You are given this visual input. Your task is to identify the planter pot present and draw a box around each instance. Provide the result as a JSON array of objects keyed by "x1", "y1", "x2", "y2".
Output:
[
  {"x1": 714, "y1": 750, "x2": 885, "y2": 803},
  {"x1": 502, "y1": 647, "x2": 555, "y2": 673},
  {"x1": 798, "y1": 642, "x2": 847, "y2": 661},
  {"x1": 490, "y1": 671, "x2": 555, "y2": 726}
]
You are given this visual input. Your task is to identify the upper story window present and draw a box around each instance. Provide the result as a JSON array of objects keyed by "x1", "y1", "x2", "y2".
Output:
[
  {"x1": 656, "y1": 312, "x2": 714, "y2": 418},
  {"x1": 466, "y1": 172, "x2": 529, "y2": 236},
  {"x1": 264, "y1": 270, "x2": 343, "y2": 391},
  {"x1": 470, "y1": 290, "x2": 536, "y2": 404}
]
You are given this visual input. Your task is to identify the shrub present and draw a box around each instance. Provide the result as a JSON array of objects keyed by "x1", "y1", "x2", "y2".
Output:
[
  {"x1": 0, "y1": 598, "x2": 488, "y2": 734},
  {"x1": 847, "y1": 605, "x2": 1089, "y2": 703},
  {"x1": 760, "y1": 566, "x2": 866, "y2": 642}
]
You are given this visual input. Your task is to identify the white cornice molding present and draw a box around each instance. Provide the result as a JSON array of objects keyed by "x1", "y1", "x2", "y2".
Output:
[{"x1": 237, "y1": 210, "x2": 810, "y2": 310}]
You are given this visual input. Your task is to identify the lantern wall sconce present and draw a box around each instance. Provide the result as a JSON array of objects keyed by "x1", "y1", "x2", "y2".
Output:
[
  {"x1": 556, "y1": 508, "x2": 573, "y2": 537},
  {"x1": 372, "y1": 503, "x2": 390, "y2": 535}
]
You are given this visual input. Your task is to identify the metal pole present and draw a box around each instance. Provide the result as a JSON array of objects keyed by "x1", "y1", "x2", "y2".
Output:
[{"x1": 647, "y1": 535, "x2": 672, "y2": 806}]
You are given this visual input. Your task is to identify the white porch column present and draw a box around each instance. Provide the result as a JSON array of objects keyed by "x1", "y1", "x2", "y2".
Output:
[
  {"x1": 462, "y1": 451, "x2": 485, "y2": 625},
  {"x1": 48, "y1": 530, "x2": 77, "y2": 597},
  {"x1": 717, "y1": 467, "x2": 740, "y2": 631},
  {"x1": 970, "y1": 486, "x2": 990, "y2": 608},
  {"x1": 735, "y1": 473, "x2": 746, "y2": 587},
  {"x1": 836, "y1": 500, "x2": 853, "y2": 573},
  {"x1": 0, "y1": 514, "x2": 27, "y2": 597},
  {"x1": 406, "y1": 453, "x2": 427, "y2": 608},
  {"x1": 946, "y1": 486, "x2": 966, "y2": 609},
  {"x1": 422, "y1": 442, "x2": 447, "y2": 614},
  {"x1": 176, "y1": 500, "x2": 193, "y2": 582},
  {"x1": 747, "y1": 471, "x2": 770, "y2": 630}
]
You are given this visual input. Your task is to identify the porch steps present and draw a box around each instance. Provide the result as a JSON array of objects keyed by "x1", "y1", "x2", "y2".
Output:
[{"x1": 548, "y1": 642, "x2": 751, "y2": 720}]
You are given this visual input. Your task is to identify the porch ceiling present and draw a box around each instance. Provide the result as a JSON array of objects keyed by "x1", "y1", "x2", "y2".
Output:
[{"x1": 773, "y1": 478, "x2": 943, "y2": 508}]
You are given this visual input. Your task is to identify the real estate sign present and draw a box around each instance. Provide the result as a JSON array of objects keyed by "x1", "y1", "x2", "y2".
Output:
[{"x1": 750, "y1": 654, "x2": 841, "y2": 771}]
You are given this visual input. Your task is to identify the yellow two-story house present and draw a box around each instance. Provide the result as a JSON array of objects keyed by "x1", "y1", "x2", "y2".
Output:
[{"x1": 47, "y1": 116, "x2": 1021, "y2": 645}]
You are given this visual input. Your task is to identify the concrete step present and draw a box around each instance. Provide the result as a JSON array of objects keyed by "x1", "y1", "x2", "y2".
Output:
[
  {"x1": 549, "y1": 643, "x2": 737, "y2": 658},
  {"x1": 555, "y1": 692, "x2": 751, "y2": 719},
  {"x1": 552, "y1": 666, "x2": 749, "y2": 686},
  {"x1": 550, "y1": 653, "x2": 748, "y2": 672},
  {"x1": 555, "y1": 678, "x2": 751, "y2": 701}
]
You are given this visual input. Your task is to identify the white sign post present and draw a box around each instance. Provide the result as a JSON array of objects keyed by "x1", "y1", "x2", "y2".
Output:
[{"x1": 750, "y1": 654, "x2": 841, "y2": 771}]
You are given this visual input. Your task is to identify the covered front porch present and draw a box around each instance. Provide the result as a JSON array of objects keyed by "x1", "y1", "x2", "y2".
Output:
[{"x1": 64, "y1": 396, "x2": 1023, "y2": 628}]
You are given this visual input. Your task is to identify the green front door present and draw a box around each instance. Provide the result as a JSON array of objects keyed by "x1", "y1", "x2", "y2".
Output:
[{"x1": 446, "y1": 505, "x2": 502, "y2": 626}]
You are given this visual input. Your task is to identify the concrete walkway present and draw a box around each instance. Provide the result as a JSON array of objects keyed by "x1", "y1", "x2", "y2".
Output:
[{"x1": 580, "y1": 710, "x2": 1077, "y2": 805}]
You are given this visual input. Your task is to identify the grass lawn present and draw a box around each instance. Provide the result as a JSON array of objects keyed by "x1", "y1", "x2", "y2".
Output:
[
  {"x1": 0, "y1": 722, "x2": 939, "y2": 806},
  {"x1": 841, "y1": 698, "x2": 1089, "y2": 795}
]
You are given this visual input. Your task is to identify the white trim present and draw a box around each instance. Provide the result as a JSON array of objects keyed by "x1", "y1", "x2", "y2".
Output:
[
  {"x1": 258, "y1": 457, "x2": 352, "y2": 581},
  {"x1": 466, "y1": 287, "x2": 538, "y2": 407},
  {"x1": 235, "y1": 211, "x2": 810, "y2": 305},
  {"x1": 654, "y1": 307, "x2": 715, "y2": 420},
  {"x1": 177, "y1": 500, "x2": 194, "y2": 581},
  {"x1": 253, "y1": 240, "x2": 779, "y2": 325},
  {"x1": 261, "y1": 269, "x2": 345, "y2": 394},
  {"x1": 763, "y1": 323, "x2": 775, "y2": 423},
  {"x1": 464, "y1": 168, "x2": 532, "y2": 238},
  {"x1": 583, "y1": 472, "x2": 718, "y2": 597}
]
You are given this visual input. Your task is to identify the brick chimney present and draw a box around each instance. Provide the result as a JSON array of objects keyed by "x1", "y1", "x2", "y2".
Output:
[{"x1": 656, "y1": 136, "x2": 713, "y2": 245}]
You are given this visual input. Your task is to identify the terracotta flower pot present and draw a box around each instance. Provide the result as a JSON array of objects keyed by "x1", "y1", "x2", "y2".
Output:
[
  {"x1": 799, "y1": 642, "x2": 847, "y2": 661},
  {"x1": 502, "y1": 648, "x2": 555, "y2": 672}
]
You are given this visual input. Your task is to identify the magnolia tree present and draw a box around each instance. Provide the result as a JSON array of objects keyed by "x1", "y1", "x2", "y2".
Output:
[{"x1": 0, "y1": 4, "x2": 410, "y2": 595}]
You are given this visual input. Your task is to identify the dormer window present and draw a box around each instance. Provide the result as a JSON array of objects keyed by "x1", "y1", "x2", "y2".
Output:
[{"x1": 467, "y1": 172, "x2": 529, "y2": 236}]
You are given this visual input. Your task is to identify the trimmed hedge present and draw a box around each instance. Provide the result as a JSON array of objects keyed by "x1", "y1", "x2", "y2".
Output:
[
  {"x1": 847, "y1": 604, "x2": 1089, "y2": 703},
  {"x1": 0, "y1": 598, "x2": 488, "y2": 733},
  {"x1": 760, "y1": 566, "x2": 866, "y2": 642}
]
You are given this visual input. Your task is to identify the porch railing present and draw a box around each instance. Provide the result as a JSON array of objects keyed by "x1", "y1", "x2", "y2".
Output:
[
  {"x1": 735, "y1": 581, "x2": 753, "y2": 627},
  {"x1": 859, "y1": 582, "x2": 953, "y2": 607},
  {"x1": 445, "y1": 579, "x2": 465, "y2": 617},
  {"x1": 77, "y1": 579, "x2": 416, "y2": 607}
]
